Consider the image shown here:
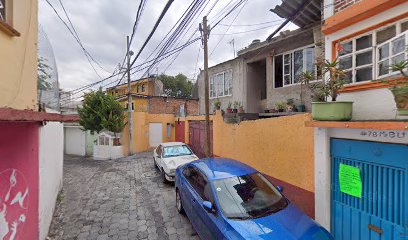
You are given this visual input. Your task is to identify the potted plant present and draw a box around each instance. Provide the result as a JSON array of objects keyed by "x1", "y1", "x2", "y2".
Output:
[
  {"x1": 301, "y1": 59, "x2": 353, "y2": 121},
  {"x1": 226, "y1": 101, "x2": 233, "y2": 113},
  {"x1": 213, "y1": 99, "x2": 221, "y2": 111},
  {"x1": 389, "y1": 59, "x2": 408, "y2": 115},
  {"x1": 286, "y1": 98, "x2": 295, "y2": 112},
  {"x1": 237, "y1": 101, "x2": 244, "y2": 113},
  {"x1": 275, "y1": 101, "x2": 286, "y2": 112},
  {"x1": 232, "y1": 101, "x2": 239, "y2": 113}
]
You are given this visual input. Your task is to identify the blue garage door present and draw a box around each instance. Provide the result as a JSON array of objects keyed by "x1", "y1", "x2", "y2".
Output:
[{"x1": 331, "y1": 139, "x2": 408, "y2": 240}]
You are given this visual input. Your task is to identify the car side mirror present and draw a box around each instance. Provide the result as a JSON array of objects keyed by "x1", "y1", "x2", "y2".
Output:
[
  {"x1": 276, "y1": 186, "x2": 284, "y2": 192},
  {"x1": 203, "y1": 201, "x2": 214, "y2": 213}
]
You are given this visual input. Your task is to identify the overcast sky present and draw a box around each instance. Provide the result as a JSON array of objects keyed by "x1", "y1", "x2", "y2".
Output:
[{"x1": 39, "y1": 0, "x2": 298, "y2": 91}]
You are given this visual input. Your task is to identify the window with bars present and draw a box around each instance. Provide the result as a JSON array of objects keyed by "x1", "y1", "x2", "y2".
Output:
[
  {"x1": 337, "y1": 19, "x2": 408, "y2": 83},
  {"x1": 275, "y1": 46, "x2": 315, "y2": 88},
  {"x1": 209, "y1": 70, "x2": 232, "y2": 98}
]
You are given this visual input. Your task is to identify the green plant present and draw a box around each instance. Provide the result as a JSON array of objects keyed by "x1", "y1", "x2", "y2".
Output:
[
  {"x1": 77, "y1": 90, "x2": 126, "y2": 140},
  {"x1": 286, "y1": 98, "x2": 294, "y2": 106},
  {"x1": 389, "y1": 55, "x2": 408, "y2": 114},
  {"x1": 227, "y1": 101, "x2": 232, "y2": 109},
  {"x1": 233, "y1": 101, "x2": 239, "y2": 109},
  {"x1": 213, "y1": 99, "x2": 221, "y2": 109},
  {"x1": 275, "y1": 101, "x2": 286, "y2": 110},
  {"x1": 301, "y1": 59, "x2": 347, "y2": 102}
]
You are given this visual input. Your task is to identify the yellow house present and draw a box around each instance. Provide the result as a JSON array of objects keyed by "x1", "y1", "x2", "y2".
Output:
[
  {"x1": 0, "y1": 0, "x2": 38, "y2": 110},
  {"x1": 106, "y1": 76, "x2": 164, "y2": 98}
]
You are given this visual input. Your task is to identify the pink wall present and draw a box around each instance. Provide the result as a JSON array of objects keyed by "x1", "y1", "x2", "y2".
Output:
[{"x1": 0, "y1": 122, "x2": 39, "y2": 240}]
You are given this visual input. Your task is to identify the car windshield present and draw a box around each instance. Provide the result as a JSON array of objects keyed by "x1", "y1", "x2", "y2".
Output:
[
  {"x1": 162, "y1": 145, "x2": 192, "y2": 158},
  {"x1": 213, "y1": 173, "x2": 287, "y2": 220}
]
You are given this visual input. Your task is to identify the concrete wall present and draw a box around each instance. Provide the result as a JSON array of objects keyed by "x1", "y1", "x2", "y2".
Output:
[
  {"x1": 39, "y1": 121, "x2": 64, "y2": 240},
  {"x1": 324, "y1": 2, "x2": 408, "y2": 120},
  {"x1": 198, "y1": 58, "x2": 245, "y2": 114},
  {"x1": 85, "y1": 131, "x2": 97, "y2": 156},
  {"x1": 121, "y1": 112, "x2": 176, "y2": 155},
  {"x1": 93, "y1": 145, "x2": 124, "y2": 160},
  {"x1": 0, "y1": 122, "x2": 39, "y2": 240},
  {"x1": 180, "y1": 112, "x2": 316, "y2": 211},
  {"x1": 0, "y1": 0, "x2": 38, "y2": 110}
]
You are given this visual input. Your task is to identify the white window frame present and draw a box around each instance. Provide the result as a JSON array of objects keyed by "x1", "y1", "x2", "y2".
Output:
[
  {"x1": 274, "y1": 44, "x2": 316, "y2": 88},
  {"x1": 209, "y1": 69, "x2": 233, "y2": 99},
  {"x1": 376, "y1": 31, "x2": 408, "y2": 79},
  {"x1": 336, "y1": 18, "x2": 408, "y2": 84}
]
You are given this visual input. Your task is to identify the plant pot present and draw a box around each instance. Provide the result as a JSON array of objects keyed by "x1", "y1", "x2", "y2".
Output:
[
  {"x1": 278, "y1": 109, "x2": 284, "y2": 112},
  {"x1": 226, "y1": 108, "x2": 233, "y2": 113},
  {"x1": 296, "y1": 104, "x2": 306, "y2": 112},
  {"x1": 264, "y1": 109, "x2": 270, "y2": 113},
  {"x1": 391, "y1": 87, "x2": 408, "y2": 116},
  {"x1": 312, "y1": 101, "x2": 353, "y2": 121},
  {"x1": 237, "y1": 107, "x2": 244, "y2": 113}
]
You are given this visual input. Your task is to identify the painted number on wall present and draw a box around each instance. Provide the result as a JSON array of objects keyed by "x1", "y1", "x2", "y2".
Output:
[{"x1": 360, "y1": 130, "x2": 407, "y2": 139}]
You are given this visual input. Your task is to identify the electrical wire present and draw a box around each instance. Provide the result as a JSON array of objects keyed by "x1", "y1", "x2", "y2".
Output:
[
  {"x1": 211, "y1": 22, "x2": 283, "y2": 35},
  {"x1": 44, "y1": 0, "x2": 107, "y2": 79}
]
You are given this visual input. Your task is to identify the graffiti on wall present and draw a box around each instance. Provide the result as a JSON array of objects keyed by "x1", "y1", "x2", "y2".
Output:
[{"x1": 0, "y1": 169, "x2": 29, "y2": 240}]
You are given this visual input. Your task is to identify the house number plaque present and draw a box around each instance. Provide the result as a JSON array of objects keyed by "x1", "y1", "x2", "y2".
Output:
[{"x1": 360, "y1": 130, "x2": 407, "y2": 140}]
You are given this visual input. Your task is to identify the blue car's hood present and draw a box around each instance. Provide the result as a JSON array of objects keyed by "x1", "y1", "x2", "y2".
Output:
[{"x1": 225, "y1": 203, "x2": 333, "y2": 240}]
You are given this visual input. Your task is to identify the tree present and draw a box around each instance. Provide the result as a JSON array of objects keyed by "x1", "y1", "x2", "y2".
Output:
[
  {"x1": 157, "y1": 73, "x2": 193, "y2": 98},
  {"x1": 77, "y1": 90, "x2": 126, "y2": 143}
]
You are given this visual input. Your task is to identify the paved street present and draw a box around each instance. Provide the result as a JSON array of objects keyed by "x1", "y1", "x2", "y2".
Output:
[{"x1": 48, "y1": 152, "x2": 199, "y2": 240}]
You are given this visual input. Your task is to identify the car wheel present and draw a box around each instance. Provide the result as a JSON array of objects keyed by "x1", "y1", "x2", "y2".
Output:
[
  {"x1": 176, "y1": 189, "x2": 184, "y2": 214},
  {"x1": 161, "y1": 168, "x2": 168, "y2": 183}
]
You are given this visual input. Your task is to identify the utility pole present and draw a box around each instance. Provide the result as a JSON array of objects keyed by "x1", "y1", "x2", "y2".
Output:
[
  {"x1": 201, "y1": 16, "x2": 211, "y2": 158},
  {"x1": 126, "y1": 36, "x2": 134, "y2": 155}
]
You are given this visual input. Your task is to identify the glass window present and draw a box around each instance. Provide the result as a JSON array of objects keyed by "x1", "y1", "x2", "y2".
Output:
[
  {"x1": 377, "y1": 31, "x2": 408, "y2": 77},
  {"x1": 274, "y1": 55, "x2": 283, "y2": 88},
  {"x1": 213, "y1": 173, "x2": 287, "y2": 219},
  {"x1": 356, "y1": 67, "x2": 372, "y2": 82},
  {"x1": 356, "y1": 35, "x2": 372, "y2": 51},
  {"x1": 163, "y1": 145, "x2": 192, "y2": 158},
  {"x1": 283, "y1": 54, "x2": 291, "y2": 85},
  {"x1": 376, "y1": 25, "x2": 396, "y2": 44},
  {"x1": 0, "y1": 0, "x2": 6, "y2": 22},
  {"x1": 209, "y1": 70, "x2": 233, "y2": 98},
  {"x1": 166, "y1": 123, "x2": 171, "y2": 138},
  {"x1": 338, "y1": 41, "x2": 352, "y2": 56},
  {"x1": 401, "y1": 20, "x2": 408, "y2": 32},
  {"x1": 141, "y1": 84, "x2": 145, "y2": 92},
  {"x1": 137, "y1": 85, "x2": 140, "y2": 93},
  {"x1": 293, "y1": 50, "x2": 303, "y2": 83},
  {"x1": 356, "y1": 51, "x2": 372, "y2": 67}
]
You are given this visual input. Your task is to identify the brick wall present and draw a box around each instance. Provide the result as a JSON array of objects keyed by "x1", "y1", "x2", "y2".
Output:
[
  {"x1": 148, "y1": 97, "x2": 199, "y2": 116},
  {"x1": 334, "y1": 0, "x2": 362, "y2": 13}
]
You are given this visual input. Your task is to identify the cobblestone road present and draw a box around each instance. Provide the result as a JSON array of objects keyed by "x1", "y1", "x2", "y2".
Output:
[{"x1": 48, "y1": 152, "x2": 199, "y2": 240}]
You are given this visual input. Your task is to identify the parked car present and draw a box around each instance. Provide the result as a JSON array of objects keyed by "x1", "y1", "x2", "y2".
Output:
[
  {"x1": 175, "y1": 158, "x2": 334, "y2": 240},
  {"x1": 153, "y1": 142, "x2": 199, "y2": 183}
]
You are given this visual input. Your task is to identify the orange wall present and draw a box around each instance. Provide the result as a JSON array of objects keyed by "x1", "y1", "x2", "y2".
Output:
[
  {"x1": 213, "y1": 112, "x2": 315, "y2": 192},
  {"x1": 121, "y1": 112, "x2": 175, "y2": 155}
]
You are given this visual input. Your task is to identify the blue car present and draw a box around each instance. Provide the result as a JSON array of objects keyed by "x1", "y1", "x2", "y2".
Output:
[{"x1": 175, "y1": 158, "x2": 333, "y2": 240}]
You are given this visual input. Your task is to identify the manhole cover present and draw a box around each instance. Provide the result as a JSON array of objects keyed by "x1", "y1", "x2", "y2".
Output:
[{"x1": 141, "y1": 171, "x2": 160, "y2": 178}]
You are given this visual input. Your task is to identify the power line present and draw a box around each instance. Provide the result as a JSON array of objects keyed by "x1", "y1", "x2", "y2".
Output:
[
  {"x1": 218, "y1": 19, "x2": 284, "y2": 27},
  {"x1": 210, "y1": 0, "x2": 249, "y2": 56},
  {"x1": 44, "y1": 0, "x2": 108, "y2": 79},
  {"x1": 211, "y1": 22, "x2": 282, "y2": 35}
]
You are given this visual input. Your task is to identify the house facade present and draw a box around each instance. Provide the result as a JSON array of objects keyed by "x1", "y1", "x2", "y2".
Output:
[
  {"x1": 106, "y1": 77, "x2": 199, "y2": 155},
  {"x1": 198, "y1": 0, "x2": 323, "y2": 114},
  {"x1": 310, "y1": 0, "x2": 408, "y2": 239},
  {"x1": 0, "y1": 1, "x2": 78, "y2": 239}
]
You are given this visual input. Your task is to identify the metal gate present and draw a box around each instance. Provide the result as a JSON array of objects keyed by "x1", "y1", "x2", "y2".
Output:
[
  {"x1": 189, "y1": 121, "x2": 213, "y2": 158},
  {"x1": 331, "y1": 139, "x2": 408, "y2": 240}
]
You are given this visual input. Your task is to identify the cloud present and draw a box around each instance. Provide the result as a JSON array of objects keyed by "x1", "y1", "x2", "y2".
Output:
[{"x1": 39, "y1": 0, "x2": 287, "y2": 91}]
